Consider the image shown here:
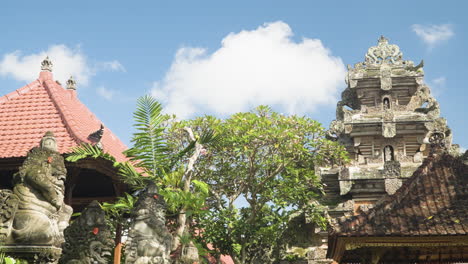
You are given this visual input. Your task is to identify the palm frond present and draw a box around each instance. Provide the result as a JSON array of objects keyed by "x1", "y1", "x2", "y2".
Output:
[
  {"x1": 66, "y1": 143, "x2": 117, "y2": 164},
  {"x1": 199, "y1": 129, "x2": 221, "y2": 145},
  {"x1": 118, "y1": 161, "x2": 148, "y2": 190},
  {"x1": 124, "y1": 95, "x2": 169, "y2": 177}
]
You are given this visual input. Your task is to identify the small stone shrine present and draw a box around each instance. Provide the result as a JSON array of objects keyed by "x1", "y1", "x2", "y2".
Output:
[
  {"x1": 59, "y1": 200, "x2": 114, "y2": 264},
  {"x1": 125, "y1": 182, "x2": 172, "y2": 264},
  {"x1": 0, "y1": 132, "x2": 73, "y2": 263}
]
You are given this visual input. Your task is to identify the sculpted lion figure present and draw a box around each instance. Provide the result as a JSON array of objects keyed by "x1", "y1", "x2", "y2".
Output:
[{"x1": 0, "y1": 132, "x2": 72, "y2": 248}]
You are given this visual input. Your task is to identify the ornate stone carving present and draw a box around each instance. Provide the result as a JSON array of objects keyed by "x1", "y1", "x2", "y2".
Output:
[
  {"x1": 382, "y1": 122, "x2": 396, "y2": 138},
  {"x1": 339, "y1": 181, "x2": 353, "y2": 196},
  {"x1": 125, "y1": 182, "x2": 172, "y2": 264},
  {"x1": 0, "y1": 132, "x2": 72, "y2": 263},
  {"x1": 382, "y1": 109, "x2": 394, "y2": 121},
  {"x1": 327, "y1": 120, "x2": 345, "y2": 140},
  {"x1": 60, "y1": 201, "x2": 113, "y2": 264},
  {"x1": 428, "y1": 131, "x2": 446, "y2": 154},
  {"x1": 66, "y1": 76, "x2": 76, "y2": 90},
  {"x1": 365, "y1": 36, "x2": 403, "y2": 66},
  {"x1": 380, "y1": 64, "x2": 392, "y2": 90},
  {"x1": 383, "y1": 160, "x2": 401, "y2": 178},
  {"x1": 384, "y1": 178, "x2": 402, "y2": 195},
  {"x1": 41, "y1": 56, "x2": 53, "y2": 72}
]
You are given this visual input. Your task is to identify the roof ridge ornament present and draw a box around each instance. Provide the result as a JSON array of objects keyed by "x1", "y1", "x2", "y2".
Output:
[
  {"x1": 364, "y1": 36, "x2": 403, "y2": 66},
  {"x1": 66, "y1": 76, "x2": 76, "y2": 90},
  {"x1": 41, "y1": 56, "x2": 53, "y2": 72}
]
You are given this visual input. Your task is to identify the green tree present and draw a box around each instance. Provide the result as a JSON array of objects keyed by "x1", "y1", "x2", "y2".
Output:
[
  {"x1": 170, "y1": 106, "x2": 348, "y2": 264},
  {"x1": 67, "y1": 95, "x2": 217, "y2": 260}
]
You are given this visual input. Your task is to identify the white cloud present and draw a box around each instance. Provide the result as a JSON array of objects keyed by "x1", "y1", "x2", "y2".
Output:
[
  {"x1": 412, "y1": 24, "x2": 454, "y2": 48},
  {"x1": 152, "y1": 21, "x2": 346, "y2": 118},
  {"x1": 97, "y1": 60, "x2": 126, "y2": 72},
  {"x1": 432, "y1": 76, "x2": 446, "y2": 86},
  {"x1": 429, "y1": 76, "x2": 446, "y2": 96},
  {"x1": 0, "y1": 45, "x2": 124, "y2": 86},
  {"x1": 97, "y1": 86, "x2": 115, "y2": 100}
]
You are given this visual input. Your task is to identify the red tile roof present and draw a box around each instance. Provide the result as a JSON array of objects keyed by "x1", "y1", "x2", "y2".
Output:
[
  {"x1": 0, "y1": 70, "x2": 127, "y2": 161},
  {"x1": 331, "y1": 152, "x2": 468, "y2": 238}
]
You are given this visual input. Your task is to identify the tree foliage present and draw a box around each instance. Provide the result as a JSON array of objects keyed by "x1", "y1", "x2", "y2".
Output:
[
  {"x1": 169, "y1": 106, "x2": 348, "y2": 264},
  {"x1": 66, "y1": 95, "x2": 216, "y2": 260},
  {"x1": 67, "y1": 99, "x2": 347, "y2": 263}
]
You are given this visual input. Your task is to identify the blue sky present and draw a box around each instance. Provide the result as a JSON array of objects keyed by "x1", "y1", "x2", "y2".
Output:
[{"x1": 0, "y1": 1, "x2": 466, "y2": 149}]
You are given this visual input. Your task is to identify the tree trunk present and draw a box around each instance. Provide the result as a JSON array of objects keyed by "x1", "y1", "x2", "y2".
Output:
[
  {"x1": 172, "y1": 127, "x2": 204, "y2": 252},
  {"x1": 113, "y1": 222, "x2": 123, "y2": 264}
]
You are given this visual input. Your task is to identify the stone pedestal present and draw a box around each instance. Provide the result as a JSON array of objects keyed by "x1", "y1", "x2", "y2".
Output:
[{"x1": 0, "y1": 245, "x2": 62, "y2": 264}]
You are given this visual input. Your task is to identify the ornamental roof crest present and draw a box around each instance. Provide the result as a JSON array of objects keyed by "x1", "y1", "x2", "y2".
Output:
[
  {"x1": 41, "y1": 56, "x2": 53, "y2": 72},
  {"x1": 364, "y1": 36, "x2": 403, "y2": 66}
]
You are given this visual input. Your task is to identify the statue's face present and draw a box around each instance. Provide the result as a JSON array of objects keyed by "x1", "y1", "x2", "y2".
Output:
[{"x1": 53, "y1": 170, "x2": 66, "y2": 191}]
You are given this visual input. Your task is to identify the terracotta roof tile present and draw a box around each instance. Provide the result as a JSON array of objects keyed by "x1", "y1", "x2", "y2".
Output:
[
  {"x1": 0, "y1": 71, "x2": 127, "y2": 161},
  {"x1": 331, "y1": 152, "x2": 468, "y2": 237}
]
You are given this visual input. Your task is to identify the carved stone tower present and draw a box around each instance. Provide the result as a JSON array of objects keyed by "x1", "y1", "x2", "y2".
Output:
[{"x1": 321, "y1": 36, "x2": 454, "y2": 218}]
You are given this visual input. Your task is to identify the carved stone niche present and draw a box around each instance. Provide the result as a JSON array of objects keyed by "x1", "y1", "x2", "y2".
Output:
[
  {"x1": 60, "y1": 200, "x2": 114, "y2": 264},
  {"x1": 0, "y1": 132, "x2": 73, "y2": 264}
]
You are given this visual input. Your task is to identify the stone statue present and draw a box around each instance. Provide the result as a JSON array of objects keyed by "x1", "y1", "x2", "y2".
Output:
[
  {"x1": 59, "y1": 201, "x2": 114, "y2": 264},
  {"x1": 125, "y1": 182, "x2": 172, "y2": 264},
  {"x1": 0, "y1": 132, "x2": 73, "y2": 263},
  {"x1": 384, "y1": 145, "x2": 394, "y2": 162}
]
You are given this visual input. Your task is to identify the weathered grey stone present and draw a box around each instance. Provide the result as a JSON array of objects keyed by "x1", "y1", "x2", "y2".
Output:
[
  {"x1": 59, "y1": 200, "x2": 114, "y2": 264},
  {"x1": 382, "y1": 122, "x2": 396, "y2": 138},
  {"x1": 180, "y1": 241, "x2": 199, "y2": 264},
  {"x1": 0, "y1": 132, "x2": 72, "y2": 263},
  {"x1": 318, "y1": 36, "x2": 455, "y2": 262},
  {"x1": 384, "y1": 178, "x2": 403, "y2": 195},
  {"x1": 125, "y1": 182, "x2": 172, "y2": 264}
]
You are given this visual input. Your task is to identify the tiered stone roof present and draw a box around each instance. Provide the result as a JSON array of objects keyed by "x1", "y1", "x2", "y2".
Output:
[
  {"x1": 331, "y1": 151, "x2": 468, "y2": 237},
  {"x1": 0, "y1": 65, "x2": 127, "y2": 161}
]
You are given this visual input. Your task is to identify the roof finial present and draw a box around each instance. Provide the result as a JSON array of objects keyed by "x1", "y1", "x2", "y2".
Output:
[
  {"x1": 364, "y1": 36, "x2": 403, "y2": 65},
  {"x1": 378, "y1": 35, "x2": 389, "y2": 44},
  {"x1": 41, "y1": 56, "x2": 53, "y2": 72},
  {"x1": 66, "y1": 76, "x2": 76, "y2": 90}
]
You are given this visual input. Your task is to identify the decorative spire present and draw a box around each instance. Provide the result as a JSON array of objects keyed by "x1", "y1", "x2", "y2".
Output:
[
  {"x1": 66, "y1": 76, "x2": 77, "y2": 90},
  {"x1": 364, "y1": 36, "x2": 403, "y2": 66},
  {"x1": 41, "y1": 56, "x2": 53, "y2": 72}
]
